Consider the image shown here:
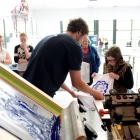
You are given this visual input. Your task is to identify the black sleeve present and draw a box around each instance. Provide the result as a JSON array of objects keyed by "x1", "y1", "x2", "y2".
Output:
[
  {"x1": 26, "y1": 46, "x2": 34, "y2": 61},
  {"x1": 118, "y1": 67, "x2": 134, "y2": 89},
  {"x1": 65, "y1": 39, "x2": 82, "y2": 71},
  {"x1": 68, "y1": 45, "x2": 82, "y2": 70},
  {"x1": 93, "y1": 47, "x2": 101, "y2": 72},
  {"x1": 14, "y1": 45, "x2": 19, "y2": 63},
  {"x1": 29, "y1": 45, "x2": 34, "y2": 53}
]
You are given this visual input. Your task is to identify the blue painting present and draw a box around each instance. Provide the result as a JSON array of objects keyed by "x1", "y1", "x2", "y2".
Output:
[{"x1": 92, "y1": 80, "x2": 109, "y2": 95}]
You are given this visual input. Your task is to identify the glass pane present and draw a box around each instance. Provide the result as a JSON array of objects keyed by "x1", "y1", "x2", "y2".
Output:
[
  {"x1": 99, "y1": 20, "x2": 113, "y2": 30},
  {"x1": 132, "y1": 30, "x2": 140, "y2": 47},
  {"x1": 4, "y1": 17, "x2": 15, "y2": 45},
  {"x1": 133, "y1": 57, "x2": 140, "y2": 91},
  {"x1": 117, "y1": 20, "x2": 131, "y2": 30},
  {"x1": 116, "y1": 31, "x2": 131, "y2": 47},
  {"x1": 99, "y1": 20, "x2": 113, "y2": 46},
  {"x1": 62, "y1": 20, "x2": 69, "y2": 33},
  {"x1": 133, "y1": 20, "x2": 140, "y2": 30},
  {"x1": 99, "y1": 30, "x2": 113, "y2": 46},
  {"x1": 87, "y1": 20, "x2": 94, "y2": 35},
  {"x1": 0, "y1": 19, "x2": 4, "y2": 35}
]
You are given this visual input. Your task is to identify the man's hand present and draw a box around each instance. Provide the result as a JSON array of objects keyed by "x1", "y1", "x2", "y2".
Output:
[
  {"x1": 90, "y1": 90, "x2": 104, "y2": 100},
  {"x1": 70, "y1": 91, "x2": 77, "y2": 98}
]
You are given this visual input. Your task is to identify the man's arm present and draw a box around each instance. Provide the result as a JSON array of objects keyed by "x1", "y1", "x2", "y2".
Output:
[
  {"x1": 69, "y1": 70, "x2": 104, "y2": 100},
  {"x1": 61, "y1": 83, "x2": 77, "y2": 97}
]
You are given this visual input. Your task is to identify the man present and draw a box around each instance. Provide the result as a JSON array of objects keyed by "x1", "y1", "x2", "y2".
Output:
[{"x1": 23, "y1": 18, "x2": 103, "y2": 100}]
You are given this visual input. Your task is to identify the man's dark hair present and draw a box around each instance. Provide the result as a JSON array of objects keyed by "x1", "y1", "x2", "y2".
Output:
[{"x1": 67, "y1": 18, "x2": 89, "y2": 35}]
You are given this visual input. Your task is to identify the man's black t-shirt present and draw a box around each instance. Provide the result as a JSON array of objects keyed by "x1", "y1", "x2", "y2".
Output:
[{"x1": 23, "y1": 34, "x2": 82, "y2": 97}]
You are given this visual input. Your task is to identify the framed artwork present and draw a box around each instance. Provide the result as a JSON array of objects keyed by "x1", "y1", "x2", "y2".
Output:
[{"x1": 0, "y1": 64, "x2": 63, "y2": 140}]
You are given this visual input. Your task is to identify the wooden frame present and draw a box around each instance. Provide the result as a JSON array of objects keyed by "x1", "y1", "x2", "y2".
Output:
[
  {"x1": 0, "y1": 63, "x2": 63, "y2": 116},
  {"x1": 0, "y1": 63, "x2": 63, "y2": 139}
]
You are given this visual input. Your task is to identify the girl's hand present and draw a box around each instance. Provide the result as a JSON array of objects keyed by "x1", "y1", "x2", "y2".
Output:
[
  {"x1": 109, "y1": 72, "x2": 120, "y2": 80},
  {"x1": 91, "y1": 72, "x2": 97, "y2": 78}
]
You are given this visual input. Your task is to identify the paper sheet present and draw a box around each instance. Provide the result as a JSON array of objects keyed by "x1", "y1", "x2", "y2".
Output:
[
  {"x1": 91, "y1": 73, "x2": 114, "y2": 95},
  {"x1": 81, "y1": 62, "x2": 90, "y2": 83}
]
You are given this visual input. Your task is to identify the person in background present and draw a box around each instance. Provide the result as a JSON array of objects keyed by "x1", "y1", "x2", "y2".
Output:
[
  {"x1": 104, "y1": 39, "x2": 108, "y2": 50},
  {"x1": 103, "y1": 46, "x2": 134, "y2": 93},
  {"x1": 80, "y1": 35, "x2": 101, "y2": 85},
  {"x1": 98, "y1": 38, "x2": 104, "y2": 56},
  {"x1": 0, "y1": 35, "x2": 12, "y2": 65},
  {"x1": 14, "y1": 33, "x2": 33, "y2": 76},
  {"x1": 23, "y1": 18, "x2": 104, "y2": 100}
]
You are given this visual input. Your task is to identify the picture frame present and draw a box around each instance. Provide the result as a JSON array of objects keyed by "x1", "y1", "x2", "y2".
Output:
[{"x1": 0, "y1": 63, "x2": 63, "y2": 139}]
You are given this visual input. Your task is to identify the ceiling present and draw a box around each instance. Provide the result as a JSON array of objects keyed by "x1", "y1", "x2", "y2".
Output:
[
  {"x1": 1, "y1": 0, "x2": 140, "y2": 16},
  {"x1": 28, "y1": 0, "x2": 140, "y2": 10}
]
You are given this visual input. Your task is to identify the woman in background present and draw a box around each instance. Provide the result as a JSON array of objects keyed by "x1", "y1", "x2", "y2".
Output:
[
  {"x1": 0, "y1": 35, "x2": 12, "y2": 65},
  {"x1": 14, "y1": 33, "x2": 33, "y2": 76},
  {"x1": 103, "y1": 46, "x2": 133, "y2": 93},
  {"x1": 81, "y1": 35, "x2": 101, "y2": 85}
]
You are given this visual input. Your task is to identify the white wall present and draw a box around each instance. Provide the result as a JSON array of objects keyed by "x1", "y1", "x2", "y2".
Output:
[
  {"x1": 31, "y1": 6, "x2": 140, "y2": 38},
  {"x1": 30, "y1": 7, "x2": 140, "y2": 91}
]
